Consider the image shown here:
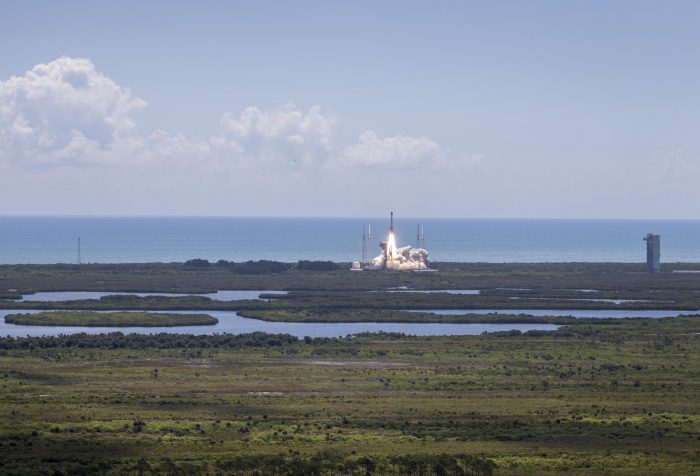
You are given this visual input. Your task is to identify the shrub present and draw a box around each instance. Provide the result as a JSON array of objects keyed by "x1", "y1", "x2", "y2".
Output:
[
  {"x1": 184, "y1": 258, "x2": 211, "y2": 267},
  {"x1": 229, "y1": 260, "x2": 291, "y2": 274},
  {"x1": 297, "y1": 260, "x2": 340, "y2": 271}
]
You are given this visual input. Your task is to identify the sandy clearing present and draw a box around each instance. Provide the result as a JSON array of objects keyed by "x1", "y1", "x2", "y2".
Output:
[{"x1": 302, "y1": 360, "x2": 410, "y2": 368}]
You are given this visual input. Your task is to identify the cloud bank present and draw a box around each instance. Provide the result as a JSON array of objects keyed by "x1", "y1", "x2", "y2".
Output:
[
  {"x1": 213, "y1": 105, "x2": 336, "y2": 168},
  {"x1": 1, "y1": 56, "x2": 695, "y2": 218},
  {"x1": 0, "y1": 57, "x2": 146, "y2": 165},
  {"x1": 0, "y1": 57, "x2": 445, "y2": 173},
  {"x1": 342, "y1": 131, "x2": 445, "y2": 169}
]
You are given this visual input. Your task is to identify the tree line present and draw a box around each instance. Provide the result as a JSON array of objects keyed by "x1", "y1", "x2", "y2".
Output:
[
  {"x1": 184, "y1": 259, "x2": 340, "y2": 273},
  {"x1": 0, "y1": 331, "x2": 298, "y2": 350}
]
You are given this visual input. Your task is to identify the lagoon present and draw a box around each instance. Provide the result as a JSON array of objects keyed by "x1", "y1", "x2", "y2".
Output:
[
  {"x1": 414, "y1": 309, "x2": 697, "y2": 318},
  {"x1": 0, "y1": 309, "x2": 559, "y2": 338},
  {"x1": 15, "y1": 290, "x2": 287, "y2": 302}
]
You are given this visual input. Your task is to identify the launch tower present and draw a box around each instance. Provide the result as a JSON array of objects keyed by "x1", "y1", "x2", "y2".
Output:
[{"x1": 643, "y1": 233, "x2": 661, "y2": 273}]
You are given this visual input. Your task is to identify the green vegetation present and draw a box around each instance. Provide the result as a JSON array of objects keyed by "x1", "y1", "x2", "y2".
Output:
[
  {"x1": 2, "y1": 261, "x2": 700, "y2": 294},
  {"x1": 238, "y1": 308, "x2": 586, "y2": 324},
  {"x1": 297, "y1": 260, "x2": 341, "y2": 271},
  {"x1": 0, "y1": 331, "x2": 298, "y2": 350},
  {"x1": 0, "y1": 318, "x2": 698, "y2": 474},
  {"x1": 4, "y1": 311, "x2": 217, "y2": 327},
  {"x1": 0, "y1": 294, "x2": 237, "y2": 311},
  {"x1": 187, "y1": 259, "x2": 294, "y2": 274},
  {"x1": 2, "y1": 290, "x2": 698, "y2": 315},
  {"x1": 2, "y1": 263, "x2": 700, "y2": 315},
  {"x1": 0, "y1": 262, "x2": 699, "y2": 473}
]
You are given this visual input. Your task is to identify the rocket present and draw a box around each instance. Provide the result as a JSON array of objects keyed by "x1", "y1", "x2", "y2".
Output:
[{"x1": 390, "y1": 211, "x2": 394, "y2": 233}]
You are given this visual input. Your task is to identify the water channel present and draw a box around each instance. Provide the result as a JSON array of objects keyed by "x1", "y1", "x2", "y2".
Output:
[{"x1": 0, "y1": 309, "x2": 560, "y2": 338}]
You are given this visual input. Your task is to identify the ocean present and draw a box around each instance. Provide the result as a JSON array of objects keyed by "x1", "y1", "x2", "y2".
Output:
[{"x1": 0, "y1": 216, "x2": 699, "y2": 264}]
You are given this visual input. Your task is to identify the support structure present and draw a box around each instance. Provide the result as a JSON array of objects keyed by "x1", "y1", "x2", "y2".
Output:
[
  {"x1": 416, "y1": 224, "x2": 425, "y2": 249},
  {"x1": 361, "y1": 224, "x2": 373, "y2": 267},
  {"x1": 643, "y1": 233, "x2": 660, "y2": 273}
]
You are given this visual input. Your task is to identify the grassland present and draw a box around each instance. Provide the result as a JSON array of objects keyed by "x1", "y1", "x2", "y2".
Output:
[
  {"x1": 0, "y1": 262, "x2": 699, "y2": 474},
  {"x1": 4, "y1": 311, "x2": 217, "y2": 327},
  {"x1": 0, "y1": 318, "x2": 698, "y2": 474}
]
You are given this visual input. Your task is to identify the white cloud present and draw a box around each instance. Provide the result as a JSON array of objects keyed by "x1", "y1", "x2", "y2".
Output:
[
  {"x1": 0, "y1": 57, "x2": 447, "y2": 176},
  {"x1": 3, "y1": 57, "x2": 700, "y2": 218},
  {"x1": 341, "y1": 131, "x2": 445, "y2": 169},
  {"x1": 211, "y1": 105, "x2": 336, "y2": 168},
  {"x1": 0, "y1": 57, "x2": 473, "y2": 216},
  {"x1": 0, "y1": 56, "x2": 146, "y2": 165},
  {"x1": 660, "y1": 150, "x2": 696, "y2": 178}
]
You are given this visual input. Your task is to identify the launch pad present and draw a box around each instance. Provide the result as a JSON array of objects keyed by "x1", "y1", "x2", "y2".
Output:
[{"x1": 353, "y1": 211, "x2": 432, "y2": 271}]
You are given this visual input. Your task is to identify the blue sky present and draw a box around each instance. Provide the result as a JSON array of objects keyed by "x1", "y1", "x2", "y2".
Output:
[{"x1": 1, "y1": 1, "x2": 699, "y2": 218}]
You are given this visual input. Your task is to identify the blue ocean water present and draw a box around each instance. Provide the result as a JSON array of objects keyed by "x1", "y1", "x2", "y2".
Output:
[{"x1": 0, "y1": 216, "x2": 699, "y2": 264}]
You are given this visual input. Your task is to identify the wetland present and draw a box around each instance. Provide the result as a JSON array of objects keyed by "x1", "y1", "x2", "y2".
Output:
[{"x1": 0, "y1": 262, "x2": 698, "y2": 474}]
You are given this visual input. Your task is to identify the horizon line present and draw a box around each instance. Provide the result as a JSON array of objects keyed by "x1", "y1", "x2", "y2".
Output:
[{"x1": 1, "y1": 214, "x2": 699, "y2": 222}]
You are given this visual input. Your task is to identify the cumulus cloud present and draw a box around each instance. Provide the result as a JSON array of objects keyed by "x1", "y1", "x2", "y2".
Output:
[
  {"x1": 212, "y1": 105, "x2": 336, "y2": 167},
  {"x1": 3, "y1": 57, "x2": 699, "y2": 218},
  {"x1": 0, "y1": 56, "x2": 146, "y2": 165},
  {"x1": 652, "y1": 150, "x2": 698, "y2": 192},
  {"x1": 0, "y1": 56, "x2": 471, "y2": 217},
  {"x1": 0, "y1": 55, "x2": 449, "y2": 183},
  {"x1": 341, "y1": 131, "x2": 445, "y2": 169}
]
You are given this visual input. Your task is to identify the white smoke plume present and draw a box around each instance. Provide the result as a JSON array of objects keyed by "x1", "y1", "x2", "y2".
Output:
[{"x1": 369, "y1": 240, "x2": 430, "y2": 271}]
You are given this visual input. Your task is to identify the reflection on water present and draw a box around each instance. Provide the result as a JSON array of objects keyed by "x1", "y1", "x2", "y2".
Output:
[
  {"x1": 412, "y1": 309, "x2": 695, "y2": 318},
  {"x1": 508, "y1": 297, "x2": 666, "y2": 304},
  {"x1": 0, "y1": 309, "x2": 559, "y2": 338},
  {"x1": 387, "y1": 289, "x2": 481, "y2": 295},
  {"x1": 16, "y1": 290, "x2": 287, "y2": 302}
]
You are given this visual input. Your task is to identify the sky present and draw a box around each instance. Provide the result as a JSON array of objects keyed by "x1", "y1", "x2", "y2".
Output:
[{"x1": 0, "y1": 1, "x2": 698, "y2": 218}]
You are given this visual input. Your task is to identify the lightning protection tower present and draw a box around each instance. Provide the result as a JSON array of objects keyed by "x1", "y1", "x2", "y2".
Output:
[
  {"x1": 361, "y1": 224, "x2": 373, "y2": 267},
  {"x1": 416, "y1": 224, "x2": 425, "y2": 249},
  {"x1": 362, "y1": 225, "x2": 367, "y2": 264}
]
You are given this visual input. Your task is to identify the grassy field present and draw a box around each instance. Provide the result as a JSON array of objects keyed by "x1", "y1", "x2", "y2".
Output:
[
  {"x1": 0, "y1": 317, "x2": 698, "y2": 475},
  {"x1": 4, "y1": 311, "x2": 217, "y2": 327},
  {"x1": 0, "y1": 263, "x2": 699, "y2": 474}
]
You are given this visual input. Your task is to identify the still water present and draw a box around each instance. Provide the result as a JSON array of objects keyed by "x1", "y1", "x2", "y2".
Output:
[
  {"x1": 16, "y1": 290, "x2": 287, "y2": 302},
  {"x1": 0, "y1": 310, "x2": 559, "y2": 338},
  {"x1": 414, "y1": 309, "x2": 696, "y2": 318}
]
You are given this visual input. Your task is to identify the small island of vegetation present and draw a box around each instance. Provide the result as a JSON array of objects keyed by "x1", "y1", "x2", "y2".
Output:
[{"x1": 4, "y1": 311, "x2": 218, "y2": 327}]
